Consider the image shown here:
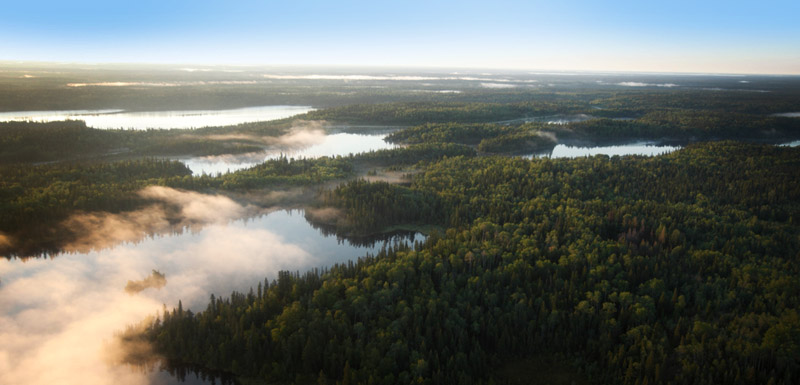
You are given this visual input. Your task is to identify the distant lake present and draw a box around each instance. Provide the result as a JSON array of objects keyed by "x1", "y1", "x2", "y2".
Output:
[
  {"x1": 0, "y1": 105, "x2": 314, "y2": 129},
  {"x1": 0, "y1": 209, "x2": 422, "y2": 385},
  {"x1": 528, "y1": 142, "x2": 681, "y2": 159},
  {"x1": 530, "y1": 114, "x2": 595, "y2": 125},
  {"x1": 495, "y1": 114, "x2": 595, "y2": 125},
  {"x1": 772, "y1": 112, "x2": 800, "y2": 118},
  {"x1": 182, "y1": 132, "x2": 398, "y2": 175}
]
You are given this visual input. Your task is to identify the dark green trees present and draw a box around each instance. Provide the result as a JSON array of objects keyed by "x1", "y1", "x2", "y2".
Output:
[{"x1": 146, "y1": 143, "x2": 800, "y2": 384}]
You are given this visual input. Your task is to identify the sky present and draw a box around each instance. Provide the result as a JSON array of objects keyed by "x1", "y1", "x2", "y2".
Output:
[{"x1": 1, "y1": 0, "x2": 799, "y2": 74}]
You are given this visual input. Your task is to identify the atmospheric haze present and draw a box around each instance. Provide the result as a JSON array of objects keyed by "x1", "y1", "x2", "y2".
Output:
[{"x1": 0, "y1": 187, "x2": 318, "y2": 385}]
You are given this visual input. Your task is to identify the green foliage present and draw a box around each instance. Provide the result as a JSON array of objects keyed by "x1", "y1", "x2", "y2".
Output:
[
  {"x1": 353, "y1": 143, "x2": 477, "y2": 166},
  {"x1": 570, "y1": 111, "x2": 800, "y2": 141},
  {"x1": 146, "y1": 143, "x2": 800, "y2": 385},
  {"x1": 476, "y1": 131, "x2": 555, "y2": 153},
  {"x1": 0, "y1": 158, "x2": 192, "y2": 256},
  {"x1": 176, "y1": 156, "x2": 354, "y2": 190},
  {"x1": 386, "y1": 122, "x2": 556, "y2": 154},
  {"x1": 589, "y1": 89, "x2": 800, "y2": 115},
  {"x1": 386, "y1": 122, "x2": 518, "y2": 145},
  {"x1": 0, "y1": 155, "x2": 355, "y2": 257},
  {"x1": 0, "y1": 120, "x2": 283, "y2": 164},
  {"x1": 0, "y1": 120, "x2": 117, "y2": 162},
  {"x1": 304, "y1": 101, "x2": 584, "y2": 125},
  {"x1": 314, "y1": 179, "x2": 445, "y2": 234}
]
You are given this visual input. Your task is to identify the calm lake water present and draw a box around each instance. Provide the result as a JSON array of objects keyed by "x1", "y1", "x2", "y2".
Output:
[
  {"x1": 495, "y1": 114, "x2": 595, "y2": 125},
  {"x1": 531, "y1": 114, "x2": 595, "y2": 125},
  {"x1": 527, "y1": 142, "x2": 682, "y2": 159},
  {"x1": 182, "y1": 132, "x2": 398, "y2": 175},
  {"x1": 0, "y1": 209, "x2": 422, "y2": 385},
  {"x1": 0, "y1": 106, "x2": 314, "y2": 129},
  {"x1": 772, "y1": 112, "x2": 800, "y2": 118}
]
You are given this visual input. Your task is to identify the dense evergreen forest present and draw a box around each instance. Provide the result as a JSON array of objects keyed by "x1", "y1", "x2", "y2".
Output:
[
  {"x1": 0, "y1": 119, "x2": 295, "y2": 164},
  {"x1": 143, "y1": 143, "x2": 800, "y2": 385},
  {"x1": 0, "y1": 143, "x2": 477, "y2": 257},
  {"x1": 3, "y1": 67, "x2": 800, "y2": 384},
  {"x1": 4, "y1": 100, "x2": 798, "y2": 166}
]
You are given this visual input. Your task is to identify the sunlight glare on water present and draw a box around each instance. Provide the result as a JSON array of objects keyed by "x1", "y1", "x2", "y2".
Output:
[
  {"x1": 181, "y1": 132, "x2": 398, "y2": 175},
  {"x1": 0, "y1": 106, "x2": 314, "y2": 130},
  {"x1": 530, "y1": 142, "x2": 681, "y2": 158}
]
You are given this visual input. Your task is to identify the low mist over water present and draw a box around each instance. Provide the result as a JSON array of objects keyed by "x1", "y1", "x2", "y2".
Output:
[
  {"x1": 182, "y1": 132, "x2": 398, "y2": 175},
  {"x1": 0, "y1": 196, "x2": 420, "y2": 385}
]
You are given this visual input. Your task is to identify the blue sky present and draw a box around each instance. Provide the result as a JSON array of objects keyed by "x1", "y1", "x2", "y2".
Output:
[{"x1": 2, "y1": 0, "x2": 798, "y2": 74}]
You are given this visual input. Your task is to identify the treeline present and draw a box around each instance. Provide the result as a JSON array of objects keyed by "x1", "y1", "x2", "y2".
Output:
[
  {"x1": 0, "y1": 120, "x2": 118, "y2": 163},
  {"x1": 567, "y1": 111, "x2": 800, "y2": 142},
  {"x1": 385, "y1": 123, "x2": 512, "y2": 145},
  {"x1": 302, "y1": 91, "x2": 800, "y2": 133},
  {"x1": 352, "y1": 143, "x2": 477, "y2": 166},
  {"x1": 590, "y1": 89, "x2": 800, "y2": 116},
  {"x1": 0, "y1": 155, "x2": 354, "y2": 258},
  {"x1": 385, "y1": 122, "x2": 556, "y2": 154},
  {"x1": 172, "y1": 156, "x2": 354, "y2": 190},
  {"x1": 303, "y1": 101, "x2": 585, "y2": 125},
  {"x1": 146, "y1": 142, "x2": 800, "y2": 384},
  {"x1": 1, "y1": 143, "x2": 482, "y2": 258},
  {"x1": 5, "y1": 91, "x2": 800, "y2": 165},
  {"x1": 312, "y1": 179, "x2": 446, "y2": 234},
  {"x1": 0, "y1": 158, "x2": 192, "y2": 256},
  {"x1": 0, "y1": 120, "x2": 301, "y2": 164},
  {"x1": 475, "y1": 131, "x2": 554, "y2": 153}
]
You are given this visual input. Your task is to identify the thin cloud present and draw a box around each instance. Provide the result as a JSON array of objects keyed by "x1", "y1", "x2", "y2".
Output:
[{"x1": 60, "y1": 186, "x2": 254, "y2": 254}]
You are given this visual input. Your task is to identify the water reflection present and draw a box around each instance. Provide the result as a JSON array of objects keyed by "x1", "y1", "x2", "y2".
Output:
[
  {"x1": 145, "y1": 360, "x2": 239, "y2": 385},
  {"x1": 182, "y1": 132, "x2": 398, "y2": 175},
  {"x1": 0, "y1": 209, "x2": 422, "y2": 385},
  {"x1": 0, "y1": 106, "x2": 313, "y2": 130},
  {"x1": 306, "y1": 215, "x2": 423, "y2": 248}
]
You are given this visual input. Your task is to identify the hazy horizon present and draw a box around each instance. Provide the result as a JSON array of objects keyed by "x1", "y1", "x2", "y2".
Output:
[
  {"x1": 2, "y1": 1, "x2": 799, "y2": 75},
  {"x1": 4, "y1": 60, "x2": 800, "y2": 77}
]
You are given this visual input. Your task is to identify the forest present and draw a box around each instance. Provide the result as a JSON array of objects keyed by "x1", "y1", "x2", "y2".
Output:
[
  {"x1": 2, "y1": 67, "x2": 800, "y2": 384},
  {"x1": 141, "y1": 142, "x2": 800, "y2": 385}
]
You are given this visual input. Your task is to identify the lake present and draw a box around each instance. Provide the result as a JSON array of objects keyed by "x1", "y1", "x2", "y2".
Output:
[
  {"x1": 0, "y1": 209, "x2": 422, "y2": 385},
  {"x1": 772, "y1": 112, "x2": 800, "y2": 118},
  {"x1": 495, "y1": 114, "x2": 595, "y2": 125},
  {"x1": 184, "y1": 136, "x2": 800, "y2": 176},
  {"x1": 528, "y1": 142, "x2": 682, "y2": 159},
  {"x1": 182, "y1": 132, "x2": 398, "y2": 175},
  {"x1": 0, "y1": 105, "x2": 314, "y2": 129}
]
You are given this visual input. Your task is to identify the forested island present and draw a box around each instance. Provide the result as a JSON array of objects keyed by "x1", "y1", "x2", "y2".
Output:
[{"x1": 2, "y1": 66, "x2": 799, "y2": 384}]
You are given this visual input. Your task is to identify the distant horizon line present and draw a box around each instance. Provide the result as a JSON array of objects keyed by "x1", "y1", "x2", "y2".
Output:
[{"x1": 2, "y1": 59, "x2": 799, "y2": 77}]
